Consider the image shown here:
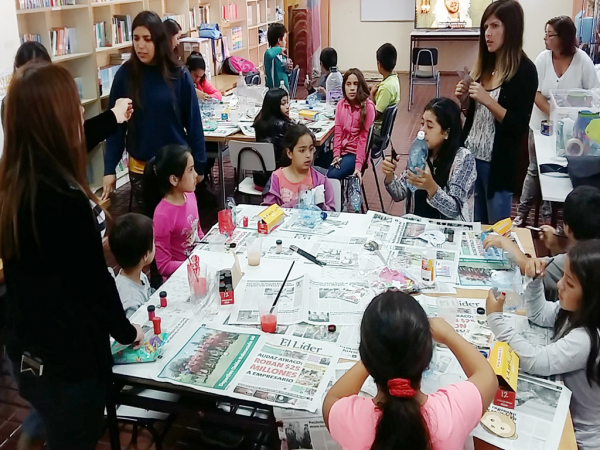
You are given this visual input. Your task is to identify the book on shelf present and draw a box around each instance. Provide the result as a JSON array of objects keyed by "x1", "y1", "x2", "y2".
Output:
[
  {"x1": 198, "y1": 6, "x2": 209, "y2": 25},
  {"x1": 109, "y1": 52, "x2": 131, "y2": 65},
  {"x1": 94, "y1": 21, "x2": 108, "y2": 48},
  {"x1": 112, "y1": 15, "x2": 132, "y2": 44},
  {"x1": 18, "y1": 0, "x2": 75, "y2": 10},
  {"x1": 74, "y1": 76, "x2": 83, "y2": 99},
  {"x1": 98, "y1": 64, "x2": 121, "y2": 96},
  {"x1": 232, "y1": 26, "x2": 243, "y2": 50},
  {"x1": 49, "y1": 27, "x2": 76, "y2": 57},
  {"x1": 189, "y1": 8, "x2": 197, "y2": 31},
  {"x1": 163, "y1": 13, "x2": 185, "y2": 30},
  {"x1": 221, "y1": 3, "x2": 238, "y2": 21},
  {"x1": 20, "y1": 34, "x2": 42, "y2": 44}
]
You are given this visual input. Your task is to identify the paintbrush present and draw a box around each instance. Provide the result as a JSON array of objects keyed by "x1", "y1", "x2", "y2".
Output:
[{"x1": 270, "y1": 261, "x2": 295, "y2": 314}]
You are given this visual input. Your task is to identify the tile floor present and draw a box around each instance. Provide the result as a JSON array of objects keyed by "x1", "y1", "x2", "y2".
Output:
[{"x1": 0, "y1": 73, "x2": 558, "y2": 449}]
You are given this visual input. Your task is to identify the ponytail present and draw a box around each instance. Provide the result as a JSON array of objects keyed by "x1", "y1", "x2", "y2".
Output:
[{"x1": 142, "y1": 144, "x2": 191, "y2": 217}]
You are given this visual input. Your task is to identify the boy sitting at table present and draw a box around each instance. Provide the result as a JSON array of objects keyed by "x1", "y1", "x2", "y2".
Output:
[
  {"x1": 109, "y1": 213, "x2": 156, "y2": 318},
  {"x1": 483, "y1": 186, "x2": 600, "y2": 300}
]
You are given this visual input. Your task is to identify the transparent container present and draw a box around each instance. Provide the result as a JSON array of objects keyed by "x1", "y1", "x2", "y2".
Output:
[
  {"x1": 326, "y1": 66, "x2": 343, "y2": 108},
  {"x1": 407, "y1": 131, "x2": 428, "y2": 192}
]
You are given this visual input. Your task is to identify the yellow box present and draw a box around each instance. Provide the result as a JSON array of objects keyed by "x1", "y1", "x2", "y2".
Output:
[
  {"x1": 299, "y1": 110, "x2": 321, "y2": 122},
  {"x1": 257, "y1": 204, "x2": 285, "y2": 235},
  {"x1": 489, "y1": 342, "x2": 519, "y2": 391},
  {"x1": 492, "y1": 218, "x2": 513, "y2": 236}
]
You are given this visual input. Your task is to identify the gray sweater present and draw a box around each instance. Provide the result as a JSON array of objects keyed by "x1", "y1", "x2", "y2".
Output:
[{"x1": 488, "y1": 278, "x2": 600, "y2": 450}]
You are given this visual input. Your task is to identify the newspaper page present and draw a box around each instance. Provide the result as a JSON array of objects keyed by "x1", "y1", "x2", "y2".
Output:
[
  {"x1": 458, "y1": 258, "x2": 512, "y2": 288},
  {"x1": 288, "y1": 324, "x2": 361, "y2": 360},
  {"x1": 365, "y1": 211, "x2": 403, "y2": 242},
  {"x1": 229, "y1": 334, "x2": 342, "y2": 412},
  {"x1": 307, "y1": 277, "x2": 374, "y2": 325},
  {"x1": 229, "y1": 276, "x2": 306, "y2": 325},
  {"x1": 387, "y1": 243, "x2": 460, "y2": 284},
  {"x1": 280, "y1": 213, "x2": 351, "y2": 236},
  {"x1": 309, "y1": 235, "x2": 368, "y2": 268},
  {"x1": 460, "y1": 231, "x2": 525, "y2": 260}
]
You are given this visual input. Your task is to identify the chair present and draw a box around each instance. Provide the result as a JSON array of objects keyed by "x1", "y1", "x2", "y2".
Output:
[
  {"x1": 228, "y1": 140, "x2": 276, "y2": 201},
  {"x1": 328, "y1": 178, "x2": 342, "y2": 212},
  {"x1": 288, "y1": 66, "x2": 301, "y2": 99},
  {"x1": 363, "y1": 104, "x2": 399, "y2": 213},
  {"x1": 409, "y1": 48, "x2": 440, "y2": 111}
]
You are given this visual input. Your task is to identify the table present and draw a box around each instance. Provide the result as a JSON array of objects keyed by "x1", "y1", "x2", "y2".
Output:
[
  {"x1": 533, "y1": 130, "x2": 573, "y2": 226},
  {"x1": 409, "y1": 30, "x2": 480, "y2": 82},
  {"x1": 210, "y1": 74, "x2": 238, "y2": 95},
  {"x1": 107, "y1": 210, "x2": 576, "y2": 450}
]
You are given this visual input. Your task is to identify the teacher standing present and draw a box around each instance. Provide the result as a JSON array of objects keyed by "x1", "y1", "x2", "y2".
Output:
[
  {"x1": 455, "y1": 0, "x2": 537, "y2": 223},
  {"x1": 102, "y1": 11, "x2": 206, "y2": 211},
  {"x1": 0, "y1": 63, "x2": 144, "y2": 449}
]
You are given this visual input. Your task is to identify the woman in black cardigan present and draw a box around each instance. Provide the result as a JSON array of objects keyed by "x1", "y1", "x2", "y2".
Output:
[
  {"x1": 0, "y1": 63, "x2": 144, "y2": 449},
  {"x1": 455, "y1": 0, "x2": 537, "y2": 224}
]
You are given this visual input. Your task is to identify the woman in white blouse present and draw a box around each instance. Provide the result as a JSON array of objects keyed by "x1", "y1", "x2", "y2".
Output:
[{"x1": 515, "y1": 16, "x2": 600, "y2": 226}]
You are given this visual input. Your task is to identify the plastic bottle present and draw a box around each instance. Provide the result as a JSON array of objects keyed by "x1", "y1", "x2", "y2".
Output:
[
  {"x1": 279, "y1": 79, "x2": 289, "y2": 94},
  {"x1": 326, "y1": 66, "x2": 343, "y2": 108},
  {"x1": 421, "y1": 248, "x2": 435, "y2": 282},
  {"x1": 349, "y1": 176, "x2": 362, "y2": 213},
  {"x1": 407, "y1": 131, "x2": 429, "y2": 192},
  {"x1": 306, "y1": 92, "x2": 319, "y2": 108}
]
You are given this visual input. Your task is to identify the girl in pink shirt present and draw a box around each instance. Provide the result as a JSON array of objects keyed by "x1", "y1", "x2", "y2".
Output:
[
  {"x1": 323, "y1": 291, "x2": 498, "y2": 450},
  {"x1": 144, "y1": 145, "x2": 204, "y2": 279},
  {"x1": 186, "y1": 52, "x2": 223, "y2": 101},
  {"x1": 328, "y1": 68, "x2": 375, "y2": 180}
]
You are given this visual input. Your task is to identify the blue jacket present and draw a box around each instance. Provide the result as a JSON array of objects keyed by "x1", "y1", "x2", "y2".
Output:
[{"x1": 104, "y1": 63, "x2": 206, "y2": 175}]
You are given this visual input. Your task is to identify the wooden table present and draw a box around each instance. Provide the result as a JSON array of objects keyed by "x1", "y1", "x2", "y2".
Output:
[{"x1": 210, "y1": 74, "x2": 238, "y2": 95}]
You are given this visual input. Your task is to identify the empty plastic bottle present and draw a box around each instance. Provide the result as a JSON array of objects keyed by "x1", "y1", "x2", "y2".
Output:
[
  {"x1": 407, "y1": 131, "x2": 429, "y2": 192},
  {"x1": 306, "y1": 92, "x2": 319, "y2": 108},
  {"x1": 279, "y1": 79, "x2": 289, "y2": 94},
  {"x1": 326, "y1": 66, "x2": 343, "y2": 108},
  {"x1": 349, "y1": 176, "x2": 362, "y2": 213}
]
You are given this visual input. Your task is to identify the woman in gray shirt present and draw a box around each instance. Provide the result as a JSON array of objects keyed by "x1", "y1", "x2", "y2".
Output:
[{"x1": 486, "y1": 241, "x2": 600, "y2": 449}]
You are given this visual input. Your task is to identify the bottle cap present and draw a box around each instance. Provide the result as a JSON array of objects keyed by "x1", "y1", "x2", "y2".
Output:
[
  {"x1": 417, "y1": 131, "x2": 426, "y2": 140},
  {"x1": 160, "y1": 291, "x2": 167, "y2": 298},
  {"x1": 276, "y1": 240, "x2": 282, "y2": 245},
  {"x1": 147, "y1": 305, "x2": 155, "y2": 312},
  {"x1": 321, "y1": 212, "x2": 328, "y2": 220},
  {"x1": 328, "y1": 324, "x2": 336, "y2": 332},
  {"x1": 476, "y1": 307, "x2": 486, "y2": 315}
]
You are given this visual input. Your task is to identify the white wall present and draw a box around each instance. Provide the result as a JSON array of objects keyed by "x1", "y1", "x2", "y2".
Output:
[
  {"x1": 0, "y1": 0, "x2": 20, "y2": 154},
  {"x1": 330, "y1": 0, "x2": 573, "y2": 73}
]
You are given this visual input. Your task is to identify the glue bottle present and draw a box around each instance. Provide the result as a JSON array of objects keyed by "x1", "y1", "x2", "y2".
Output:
[{"x1": 421, "y1": 248, "x2": 435, "y2": 283}]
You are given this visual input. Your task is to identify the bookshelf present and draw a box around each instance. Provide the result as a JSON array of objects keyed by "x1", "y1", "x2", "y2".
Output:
[{"x1": 13, "y1": 0, "x2": 286, "y2": 191}]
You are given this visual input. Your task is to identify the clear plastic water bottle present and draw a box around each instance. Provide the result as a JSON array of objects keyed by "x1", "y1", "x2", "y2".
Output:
[
  {"x1": 349, "y1": 176, "x2": 362, "y2": 213},
  {"x1": 407, "y1": 131, "x2": 429, "y2": 192},
  {"x1": 306, "y1": 92, "x2": 319, "y2": 108},
  {"x1": 326, "y1": 66, "x2": 343, "y2": 108},
  {"x1": 279, "y1": 79, "x2": 289, "y2": 94}
]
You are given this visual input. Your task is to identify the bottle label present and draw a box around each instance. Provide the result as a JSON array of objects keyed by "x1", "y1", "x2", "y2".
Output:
[
  {"x1": 421, "y1": 258, "x2": 434, "y2": 282},
  {"x1": 327, "y1": 89, "x2": 343, "y2": 105}
]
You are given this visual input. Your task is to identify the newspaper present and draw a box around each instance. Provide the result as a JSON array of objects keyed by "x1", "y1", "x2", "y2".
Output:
[
  {"x1": 280, "y1": 213, "x2": 350, "y2": 236},
  {"x1": 387, "y1": 243, "x2": 460, "y2": 284},
  {"x1": 460, "y1": 231, "x2": 525, "y2": 260},
  {"x1": 149, "y1": 324, "x2": 341, "y2": 413},
  {"x1": 458, "y1": 258, "x2": 512, "y2": 288},
  {"x1": 289, "y1": 324, "x2": 361, "y2": 360},
  {"x1": 309, "y1": 236, "x2": 368, "y2": 268}
]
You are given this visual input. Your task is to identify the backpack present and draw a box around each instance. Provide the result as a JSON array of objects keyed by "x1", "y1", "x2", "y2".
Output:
[{"x1": 222, "y1": 56, "x2": 256, "y2": 74}]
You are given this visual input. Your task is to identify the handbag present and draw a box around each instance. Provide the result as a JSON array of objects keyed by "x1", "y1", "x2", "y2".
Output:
[
  {"x1": 199, "y1": 24, "x2": 226, "y2": 74},
  {"x1": 566, "y1": 155, "x2": 600, "y2": 190}
]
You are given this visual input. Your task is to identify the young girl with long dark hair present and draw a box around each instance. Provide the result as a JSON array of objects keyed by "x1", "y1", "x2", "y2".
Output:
[
  {"x1": 455, "y1": 0, "x2": 537, "y2": 223},
  {"x1": 382, "y1": 97, "x2": 476, "y2": 220},
  {"x1": 186, "y1": 51, "x2": 222, "y2": 100},
  {"x1": 143, "y1": 145, "x2": 203, "y2": 280},
  {"x1": 487, "y1": 240, "x2": 600, "y2": 449},
  {"x1": 262, "y1": 124, "x2": 335, "y2": 211},
  {"x1": 0, "y1": 63, "x2": 143, "y2": 449},
  {"x1": 102, "y1": 11, "x2": 205, "y2": 208},
  {"x1": 328, "y1": 68, "x2": 375, "y2": 180},
  {"x1": 324, "y1": 291, "x2": 497, "y2": 450}
]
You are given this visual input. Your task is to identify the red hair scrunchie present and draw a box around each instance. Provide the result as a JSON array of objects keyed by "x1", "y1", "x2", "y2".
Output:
[{"x1": 387, "y1": 378, "x2": 416, "y2": 398}]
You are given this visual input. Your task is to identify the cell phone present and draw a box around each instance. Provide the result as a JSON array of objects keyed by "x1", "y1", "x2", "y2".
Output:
[
  {"x1": 389, "y1": 144, "x2": 398, "y2": 160},
  {"x1": 526, "y1": 226, "x2": 542, "y2": 232}
]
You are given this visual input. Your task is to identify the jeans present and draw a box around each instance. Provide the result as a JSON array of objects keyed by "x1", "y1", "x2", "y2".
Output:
[
  {"x1": 474, "y1": 159, "x2": 513, "y2": 224},
  {"x1": 11, "y1": 361, "x2": 106, "y2": 450},
  {"x1": 7, "y1": 360, "x2": 44, "y2": 440},
  {"x1": 129, "y1": 171, "x2": 145, "y2": 213},
  {"x1": 516, "y1": 129, "x2": 552, "y2": 222},
  {"x1": 327, "y1": 154, "x2": 356, "y2": 179}
]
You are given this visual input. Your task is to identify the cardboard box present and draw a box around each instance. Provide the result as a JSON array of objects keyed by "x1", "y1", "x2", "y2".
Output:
[
  {"x1": 489, "y1": 342, "x2": 519, "y2": 409},
  {"x1": 257, "y1": 205, "x2": 285, "y2": 235},
  {"x1": 299, "y1": 110, "x2": 321, "y2": 122},
  {"x1": 492, "y1": 218, "x2": 513, "y2": 236}
]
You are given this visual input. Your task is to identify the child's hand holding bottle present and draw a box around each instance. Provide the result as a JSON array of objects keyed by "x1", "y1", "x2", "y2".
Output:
[{"x1": 429, "y1": 316, "x2": 456, "y2": 345}]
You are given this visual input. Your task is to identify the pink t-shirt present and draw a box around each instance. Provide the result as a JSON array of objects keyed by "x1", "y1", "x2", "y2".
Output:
[
  {"x1": 274, "y1": 168, "x2": 313, "y2": 206},
  {"x1": 329, "y1": 381, "x2": 482, "y2": 450},
  {"x1": 153, "y1": 192, "x2": 204, "y2": 279}
]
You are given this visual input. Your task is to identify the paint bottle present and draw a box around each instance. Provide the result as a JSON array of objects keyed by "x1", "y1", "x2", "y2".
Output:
[
  {"x1": 421, "y1": 248, "x2": 435, "y2": 283},
  {"x1": 152, "y1": 316, "x2": 162, "y2": 335},
  {"x1": 160, "y1": 291, "x2": 167, "y2": 308}
]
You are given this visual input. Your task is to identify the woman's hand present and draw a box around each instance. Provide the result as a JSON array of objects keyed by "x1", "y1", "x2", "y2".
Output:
[
  {"x1": 486, "y1": 289, "x2": 505, "y2": 315},
  {"x1": 539, "y1": 225, "x2": 561, "y2": 255},
  {"x1": 101, "y1": 175, "x2": 117, "y2": 201},
  {"x1": 111, "y1": 98, "x2": 133, "y2": 124},
  {"x1": 406, "y1": 166, "x2": 438, "y2": 197},
  {"x1": 483, "y1": 234, "x2": 511, "y2": 251},
  {"x1": 455, "y1": 79, "x2": 469, "y2": 105},
  {"x1": 132, "y1": 324, "x2": 145, "y2": 350},
  {"x1": 524, "y1": 258, "x2": 547, "y2": 278},
  {"x1": 429, "y1": 317, "x2": 456, "y2": 345},
  {"x1": 199, "y1": 91, "x2": 211, "y2": 101},
  {"x1": 353, "y1": 169, "x2": 362, "y2": 182},
  {"x1": 382, "y1": 155, "x2": 398, "y2": 185},
  {"x1": 330, "y1": 156, "x2": 342, "y2": 169},
  {"x1": 469, "y1": 82, "x2": 492, "y2": 107},
  {"x1": 315, "y1": 86, "x2": 326, "y2": 96}
]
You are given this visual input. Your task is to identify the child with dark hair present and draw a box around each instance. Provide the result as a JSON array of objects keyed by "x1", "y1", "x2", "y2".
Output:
[
  {"x1": 487, "y1": 240, "x2": 600, "y2": 449},
  {"x1": 324, "y1": 290, "x2": 497, "y2": 450},
  {"x1": 186, "y1": 51, "x2": 222, "y2": 100},
  {"x1": 143, "y1": 145, "x2": 203, "y2": 279},
  {"x1": 264, "y1": 23, "x2": 293, "y2": 89},
  {"x1": 371, "y1": 43, "x2": 400, "y2": 126},
  {"x1": 305, "y1": 47, "x2": 338, "y2": 100},
  {"x1": 262, "y1": 124, "x2": 335, "y2": 211},
  {"x1": 163, "y1": 18, "x2": 182, "y2": 53},
  {"x1": 484, "y1": 185, "x2": 600, "y2": 300},
  {"x1": 109, "y1": 213, "x2": 155, "y2": 317}
]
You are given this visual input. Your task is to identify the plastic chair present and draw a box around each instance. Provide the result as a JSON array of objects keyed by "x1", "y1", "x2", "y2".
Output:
[
  {"x1": 409, "y1": 48, "x2": 440, "y2": 111},
  {"x1": 288, "y1": 66, "x2": 301, "y2": 99},
  {"x1": 228, "y1": 141, "x2": 276, "y2": 201},
  {"x1": 328, "y1": 178, "x2": 342, "y2": 212}
]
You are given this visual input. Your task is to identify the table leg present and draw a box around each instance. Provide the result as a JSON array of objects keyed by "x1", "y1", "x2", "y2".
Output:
[
  {"x1": 106, "y1": 383, "x2": 120, "y2": 450},
  {"x1": 218, "y1": 142, "x2": 226, "y2": 208},
  {"x1": 551, "y1": 202, "x2": 559, "y2": 228}
]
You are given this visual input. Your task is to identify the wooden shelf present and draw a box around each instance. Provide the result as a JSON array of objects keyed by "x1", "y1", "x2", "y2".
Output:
[
  {"x1": 17, "y1": 4, "x2": 88, "y2": 14},
  {"x1": 81, "y1": 97, "x2": 97, "y2": 106},
  {"x1": 52, "y1": 52, "x2": 93, "y2": 63},
  {"x1": 96, "y1": 42, "x2": 132, "y2": 52},
  {"x1": 231, "y1": 46, "x2": 246, "y2": 54},
  {"x1": 221, "y1": 19, "x2": 245, "y2": 28},
  {"x1": 100, "y1": 92, "x2": 110, "y2": 100},
  {"x1": 91, "y1": 0, "x2": 143, "y2": 6}
]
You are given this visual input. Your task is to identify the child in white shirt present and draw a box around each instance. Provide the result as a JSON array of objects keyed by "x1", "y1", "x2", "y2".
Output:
[{"x1": 109, "y1": 213, "x2": 155, "y2": 318}]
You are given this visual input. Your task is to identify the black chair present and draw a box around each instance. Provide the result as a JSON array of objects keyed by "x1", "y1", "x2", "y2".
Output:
[
  {"x1": 409, "y1": 48, "x2": 440, "y2": 111},
  {"x1": 288, "y1": 66, "x2": 301, "y2": 99},
  {"x1": 363, "y1": 104, "x2": 398, "y2": 213}
]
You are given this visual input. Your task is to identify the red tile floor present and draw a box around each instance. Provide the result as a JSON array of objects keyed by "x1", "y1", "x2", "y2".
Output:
[{"x1": 0, "y1": 74, "x2": 557, "y2": 449}]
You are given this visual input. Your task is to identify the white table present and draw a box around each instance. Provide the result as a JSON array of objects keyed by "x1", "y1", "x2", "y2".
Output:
[{"x1": 533, "y1": 130, "x2": 573, "y2": 226}]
